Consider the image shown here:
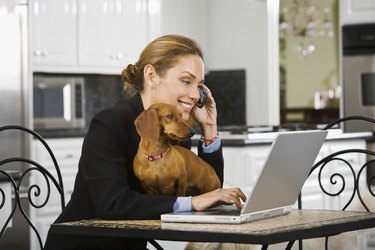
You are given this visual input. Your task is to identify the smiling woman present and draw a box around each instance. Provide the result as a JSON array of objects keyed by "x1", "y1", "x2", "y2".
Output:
[{"x1": 43, "y1": 34, "x2": 246, "y2": 250}]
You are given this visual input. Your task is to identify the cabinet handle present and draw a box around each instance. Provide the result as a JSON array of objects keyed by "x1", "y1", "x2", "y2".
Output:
[
  {"x1": 66, "y1": 154, "x2": 73, "y2": 158},
  {"x1": 110, "y1": 53, "x2": 123, "y2": 60},
  {"x1": 33, "y1": 50, "x2": 42, "y2": 56},
  {"x1": 116, "y1": 53, "x2": 123, "y2": 59}
]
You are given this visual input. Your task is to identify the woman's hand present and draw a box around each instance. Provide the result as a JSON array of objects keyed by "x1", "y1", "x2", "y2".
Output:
[
  {"x1": 191, "y1": 188, "x2": 247, "y2": 211},
  {"x1": 191, "y1": 85, "x2": 218, "y2": 140}
]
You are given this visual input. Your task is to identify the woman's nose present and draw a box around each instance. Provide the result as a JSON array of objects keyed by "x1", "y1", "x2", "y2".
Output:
[{"x1": 190, "y1": 87, "x2": 200, "y2": 102}]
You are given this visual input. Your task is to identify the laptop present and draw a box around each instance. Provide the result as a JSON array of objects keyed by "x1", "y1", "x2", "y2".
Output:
[{"x1": 161, "y1": 130, "x2": 328, "y2": 224}]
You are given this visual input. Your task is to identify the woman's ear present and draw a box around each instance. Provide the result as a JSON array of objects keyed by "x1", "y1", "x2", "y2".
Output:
[{"x1": 144, "y1": 64, "x2": 159, "y2": 88}]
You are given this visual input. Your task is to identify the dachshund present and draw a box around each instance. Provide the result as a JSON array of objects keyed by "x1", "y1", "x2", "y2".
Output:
[{"x1": 133, "y1": 103, "x2": 221, "y2": 196}]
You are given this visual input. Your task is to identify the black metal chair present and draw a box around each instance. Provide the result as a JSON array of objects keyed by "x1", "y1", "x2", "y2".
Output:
[
  {"x1": 0, "y1": 125, "x2": 165, "y2": 250},
  {"x1": 0, "y1": 125, "x2": 65, "y2": 250},
  {"x1": 286, "y1": 116, "x2": 375, "y2": 250}
]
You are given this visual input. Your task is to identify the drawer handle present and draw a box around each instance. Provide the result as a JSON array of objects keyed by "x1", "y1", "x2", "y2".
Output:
[{"x1": 66, "y1": 154, "x2": 74, "y2": 158}]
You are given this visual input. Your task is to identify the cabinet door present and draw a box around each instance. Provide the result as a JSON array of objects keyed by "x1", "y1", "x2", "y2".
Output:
[
  {"x1": 223, "y1": 145, "x2": 270, "y2": 190},
  {"x1": 30, "y1": 138, "x2": 83, "y2": 250},
  {"x1": 30, "y1": 0, "x2": 77, "y2": 69},
  {"x1": 78, "y1": 0, "x2": 148, "y2": 71}
]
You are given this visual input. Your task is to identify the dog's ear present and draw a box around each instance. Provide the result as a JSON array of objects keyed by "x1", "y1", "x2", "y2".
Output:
[{"x1": 134, "y1": 108, "x2": 160, "y2": 142}]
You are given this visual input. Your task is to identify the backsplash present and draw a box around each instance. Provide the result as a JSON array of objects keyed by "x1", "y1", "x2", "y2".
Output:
[
  {"x1": 205, "y1": 69, "x2": 246, "y2": 127},
  {"x1": 83, "y1": 74, "x2": 126, "y2": 128}
]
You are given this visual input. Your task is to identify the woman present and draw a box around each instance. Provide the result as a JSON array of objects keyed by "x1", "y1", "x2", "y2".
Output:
[{"x1": 44, "y1": 34, "x2": 246, "y2": 250}]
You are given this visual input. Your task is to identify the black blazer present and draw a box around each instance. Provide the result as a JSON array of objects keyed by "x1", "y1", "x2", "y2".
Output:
[{"x1": 44, "y1": 93, "x2": 224, "y2": 250}]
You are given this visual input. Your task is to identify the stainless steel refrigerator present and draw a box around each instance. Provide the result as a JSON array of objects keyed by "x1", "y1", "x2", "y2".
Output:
[
  {"x1": 0, "y1": 0, "x2": 32, "y2": 166},
  {"x1": 0, "y1": 0, "x2": 32, "y2": 249}
]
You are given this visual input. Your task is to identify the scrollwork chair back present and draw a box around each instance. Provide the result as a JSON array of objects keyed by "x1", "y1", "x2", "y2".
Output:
[
  {"x1": 296, "y1": 116, "x2": 375, "y2": 250},
  {"x1": 0, "y1": 125, "x2": 65, "y2": 250}
]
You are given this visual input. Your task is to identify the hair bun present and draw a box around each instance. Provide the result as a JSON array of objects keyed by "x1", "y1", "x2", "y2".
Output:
[{"x1": 122, "y1": 63, "x2": 137, "y2": 83}]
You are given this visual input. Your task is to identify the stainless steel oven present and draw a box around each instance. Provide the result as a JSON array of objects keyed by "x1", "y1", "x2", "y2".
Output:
[{"x1": 342, "y1": 23, "x2": 375, "y2": 132}]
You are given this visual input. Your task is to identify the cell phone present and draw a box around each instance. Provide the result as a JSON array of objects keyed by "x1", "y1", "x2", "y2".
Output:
[{"x1": 196, "y1": 86, "x2": 208, "y2": 108}]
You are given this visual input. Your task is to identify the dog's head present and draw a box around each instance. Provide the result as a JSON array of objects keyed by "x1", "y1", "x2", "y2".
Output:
[{"x1": 134, "y1": 103, "x2": 195, "y2": 142}]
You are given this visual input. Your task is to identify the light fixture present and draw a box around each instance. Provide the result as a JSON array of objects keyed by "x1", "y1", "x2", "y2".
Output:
[{"x1": 279, "y1": 0, "x2": 334, "y2": 58}]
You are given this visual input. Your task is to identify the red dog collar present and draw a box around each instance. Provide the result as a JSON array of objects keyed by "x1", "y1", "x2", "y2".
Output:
[{"x1": 145, "y1": 148, "x2": 170, "y2": 161}]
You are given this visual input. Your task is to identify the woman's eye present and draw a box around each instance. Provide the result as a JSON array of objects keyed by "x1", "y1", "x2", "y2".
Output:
[{"x1": 182, "y1": 79, "x2": 191, "y2": 85}]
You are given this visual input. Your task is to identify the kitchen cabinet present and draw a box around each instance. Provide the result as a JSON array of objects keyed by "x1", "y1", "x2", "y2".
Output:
[
  {"x1": 30, "y1": 0, "x2": 148, "y2": 74},
  {"x1": 29, "y1": 138, "x2": 83, "y2": 250},
  {"x1": 30, "y1": 0, "x2": 77, "y2": 69},
  {"x1": 0, "y1": 182, "x2": 12, "y2": 228},
  {"x1": 340, "y1": 0, "x2": 375, "y2": 25},
  {"x1": 78, "y1": 0, "x2": 148, "y2": 71},
  {"x1": 30, "y1": 0, "x2": 206, "y2": 74}
]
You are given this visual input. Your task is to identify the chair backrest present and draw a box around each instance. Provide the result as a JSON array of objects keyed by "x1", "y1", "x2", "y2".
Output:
[
  {"x1": 0, "y1": 125, "x2": 65, "y2": 250},
  {"x1": 295, "y1": 116, "x2": 375, "y2": 249},
  {"x1": 299, "y1": 116, "x2": 375, "y2": 211}
]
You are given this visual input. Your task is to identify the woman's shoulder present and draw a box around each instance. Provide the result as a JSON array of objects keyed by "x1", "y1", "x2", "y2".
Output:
[
  {"x1": 93, "y1": 101, "x2": 131, "y2": 127},
  {"x1": 92, "y1": 94, "x2": 143, "y2": 128}
]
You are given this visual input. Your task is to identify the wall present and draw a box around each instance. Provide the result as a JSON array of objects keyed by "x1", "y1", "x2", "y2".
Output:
[
  {"x1": 205, "y1": 0, "x2": 279, "y2": 126},
  {"x1": 281, "y1": 0, "x2": 339, "y2": 109}
]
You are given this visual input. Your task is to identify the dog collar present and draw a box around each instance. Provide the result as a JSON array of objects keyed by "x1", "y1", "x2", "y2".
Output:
[{"x1": 145, "y1": 148, "x2": 170, "y2": 161}]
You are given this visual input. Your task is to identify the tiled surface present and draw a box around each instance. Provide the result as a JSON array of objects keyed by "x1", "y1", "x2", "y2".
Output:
[{"x1": 54, "y1": 209, "x2": 375, "y2": 241}]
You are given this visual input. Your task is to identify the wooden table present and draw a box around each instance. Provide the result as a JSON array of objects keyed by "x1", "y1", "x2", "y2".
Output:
[{"x1": 51, "y1": 209, "x2": 375, "y2": 249}]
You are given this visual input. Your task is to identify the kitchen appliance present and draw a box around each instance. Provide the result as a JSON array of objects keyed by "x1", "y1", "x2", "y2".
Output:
[
  {"x1": 0, "y1": 0, "x2": 31, "y2": 248},
  {"x1": 342, "y1": 23, "x2": 375, "y2": 132},
  {"x1": 33, "y1": 76, "x2": 86, "y2": 130}
]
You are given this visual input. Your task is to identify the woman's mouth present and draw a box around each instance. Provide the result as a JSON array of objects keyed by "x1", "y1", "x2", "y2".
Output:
[{"x1": 179, "y1": 101, "x2": 193, "y2": 110}]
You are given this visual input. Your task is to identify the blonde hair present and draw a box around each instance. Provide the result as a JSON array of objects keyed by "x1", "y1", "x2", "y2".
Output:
[{"x1": 121, "y1": 34, "x2": 203, "y2": 96}]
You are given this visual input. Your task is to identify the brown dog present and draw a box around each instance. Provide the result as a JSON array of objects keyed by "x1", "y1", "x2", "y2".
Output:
[{"x1": 133, "y1": 103, "x2": 221, "y2": 196}]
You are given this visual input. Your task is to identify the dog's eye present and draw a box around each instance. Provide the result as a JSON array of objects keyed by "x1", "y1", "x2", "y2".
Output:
[{"x1": 166, "y1": 114, "x2": 174, "y2": 120}]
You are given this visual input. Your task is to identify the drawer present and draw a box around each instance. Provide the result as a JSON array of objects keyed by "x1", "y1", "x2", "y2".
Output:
[{"x1": 32, "y1": 138, "x2": 83, "y2": 167}]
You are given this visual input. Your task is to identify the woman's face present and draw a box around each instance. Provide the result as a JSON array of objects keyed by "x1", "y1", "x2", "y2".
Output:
[{"x1": 152, "y1": 55, "x2": 204, "y2": 121}]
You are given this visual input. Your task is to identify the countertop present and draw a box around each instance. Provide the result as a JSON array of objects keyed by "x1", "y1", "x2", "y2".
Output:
[
  {"x1": 0, "y1": 170, "x2": 22, "y2": 182},
  {"x1": 34, "y1": 128, "x2": 374, "y2": 147},
  {"x1": 193, "y1": 129, "x2": 375, "y2": 147}
]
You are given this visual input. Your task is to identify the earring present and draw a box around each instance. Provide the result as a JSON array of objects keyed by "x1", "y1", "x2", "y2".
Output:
[{"x1": 149, "y1": 83, "x2": 156, "y2": 91}]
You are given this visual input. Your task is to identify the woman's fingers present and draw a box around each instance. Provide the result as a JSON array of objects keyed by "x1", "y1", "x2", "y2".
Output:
[
  {"x1": 191, "y1": 188, "x2": 247, "y2": 211},
  {"x1": 218, "y1": 188, "x2": 247, "y2": 210}
]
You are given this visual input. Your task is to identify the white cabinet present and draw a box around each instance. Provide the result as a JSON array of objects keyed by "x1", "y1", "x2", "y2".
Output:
[
  {"x1": 30, "y1": 0, "x2": 209, "y2": 74},
  {"x1": 0, "y1": 182, "x2": 12, "y2": 228},
  {"x1": 30, "y1": 0, "x2": 77, "y2": 70},
  {"x1": 340, "y1": 0, "x2": 375, "y2": 25},
  {"x1": 30, "y1": 0, "x2": 148, "y2": 74},
  {"x1": 223, "y1": 145, "x2": 271, "y2": 190},
  {"x1": 29, "y1": 138, "x2": 83, "y2": 250},
  {"x1": 78, "y1": 0, "x2": 148, "y2": 71}
]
